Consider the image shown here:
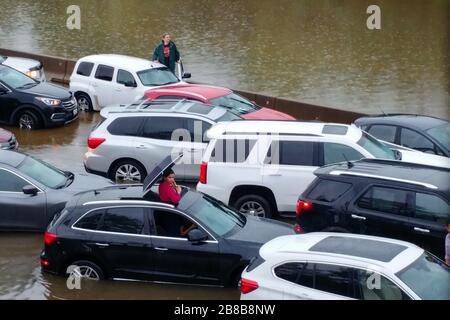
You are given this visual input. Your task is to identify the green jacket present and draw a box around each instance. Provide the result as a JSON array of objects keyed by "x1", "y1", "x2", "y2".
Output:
[{"x1": 152, "y1": 41, "x2": 180, "y2": 73}]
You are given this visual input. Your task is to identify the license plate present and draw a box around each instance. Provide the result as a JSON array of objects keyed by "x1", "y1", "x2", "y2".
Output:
[{"x1": 73, "y1": 108, "x2": 78, "y2": 116}]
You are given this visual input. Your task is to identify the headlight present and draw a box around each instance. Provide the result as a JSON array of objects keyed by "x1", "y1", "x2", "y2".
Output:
[
  {"x1": 36, "y1": 97, "x2": 61, "y2": 106},
  {"x1": 26, "y1": 70, "x2": 39, "y2": 79}
]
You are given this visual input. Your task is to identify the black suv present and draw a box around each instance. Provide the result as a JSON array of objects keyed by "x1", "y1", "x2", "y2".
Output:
[
  {"x1": 0, "y1": 64, "x2": 79, "y2": 129},
  {"x1": 294, "y1": 159, "x2": 450, "y2": 258},
  {"x1": 41, "y1": 156, "x2": 293, "y2": 286}
]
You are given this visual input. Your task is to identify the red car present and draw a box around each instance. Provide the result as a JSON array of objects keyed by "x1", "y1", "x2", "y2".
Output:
[
  {"x1": 0, "y1": 127, "x2": 18, "y2": 150},
  {"x1": 144, "y1": 84, "x2": 296, "y2": 120}
]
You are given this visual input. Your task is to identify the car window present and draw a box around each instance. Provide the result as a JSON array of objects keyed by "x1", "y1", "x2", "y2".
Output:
[
  {"x1": 267, "y1": 141, "x2": 315, "y2": 166},
  {"x1": 0, "y1": 169, "x2": 28, "y2": 192},
  {"x1": 426, "y1": 123, "x2": 450, "y2": 153},
  {"x1": 358, "y1": 187, "x2": 412, "y2": 215},
  {"x1": 307, "y1": 179, "x2": 352, "y2": 202},
  {"x1": 107, "y1": 117, "x2": 145, "y2": 136},
  {"x1": 313, "y1": 263, "x2": 354, "y2": 298},
  {"x1": 117, "y1": 69, "x2": 136, "y2": 86},
  {"x1": 0, "y1": 65, "x2": 37, "y2": 89},
  {"x1": 209, "y1": 93, "x2": 258, "y2": 115},
  {"x1": 274, "y1": 262, "x2": 304, "y2": 283},
  {"x1": 152, "y1": 209, "x2": 197, "y2": 239},
  {"x1": 95, "y1": 64, "x2": 114, "y2": 82},
  {"x1": 414, "y1": 193, "x2": 449, "y2": 224},
  {"x1": 137, "y1": 67, "x2": 179, "y2": 86},
  {"x1": 400, "y1": 128, "x2": 435, "y2": 153},
  {"x1": 210, "y1": 139, "x2": 256, "y2": 163},
  {"x1": 74, "y1": 209, "x2": 104, "y2": 230},
  {"x1": 141, "y1": 117, "x2": 185, "y2": 140},
  {"x1": 76, "y1": 62, "x2": 94, "y2": 77},
  {"x1": 98, "y1": 207, "x2": 145, "y2": 235},
  {"x1": 18, "y1": 156, "x2": 67, "y2": 189},
  {"x1": 323, "y1": 143, "x2": 364, "y2": 165},
  {"x1": 356, "y1": 270, "x2": 410, "y2": 300},
  {"x1": 185, "y1": 118, "x2": 212, "y2": 143},
  {"x1": 357, "y1": 131, "x2": 396, "y2": 159},
  {"x1": 367, "y1": 125, "x2": 397, "y2": 143}
]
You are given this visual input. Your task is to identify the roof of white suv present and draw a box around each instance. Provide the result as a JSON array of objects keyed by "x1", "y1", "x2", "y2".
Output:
[
  {"x1": 260, "y1": 233, "x2": 423, "y2": 273},
  {"x1": 207, "y1": 120, "x2": 362, "y2": 140},
  {"x1": 77, "y1": 54, "x2": 166, "y2": 72}
]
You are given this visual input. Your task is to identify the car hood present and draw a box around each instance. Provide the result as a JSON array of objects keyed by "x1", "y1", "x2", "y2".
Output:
[
  {"x1": 399, "y1": 150, "x2": 450, "y2": 169},
  {"x1": 64, "y1": 173, "x2": 114, "y2": 192},
  {"x1": 2, "y1": 56, "x2": 40, "y2": 73},
  {"x1": 226, "y1": 215, "x2": 295, "y2": 244},
  {"x1": 16, "y1": 82, "x2": 71, "y2": 100},
  {"x1": 0, "y1": 128, "x2": 13, "y2": 142},
  {"x1": 242, "y1": 107, "x2": 296, "y2": 120}
]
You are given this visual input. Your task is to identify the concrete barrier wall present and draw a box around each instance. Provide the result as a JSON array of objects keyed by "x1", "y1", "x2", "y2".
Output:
[{"x1": 0, "y1": 48, "x2": 365, "y2": 123}]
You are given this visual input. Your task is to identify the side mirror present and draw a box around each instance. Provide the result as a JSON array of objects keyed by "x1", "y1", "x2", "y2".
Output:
[
  {"x1": 182, "y1": 73, "x2": 191, "y2": 79},
  {"x1": 124, "y1": 81, "x2": 137, "y2": 88},
  {"x1": 0, "y1": 86, "x2": 8, "y2": 95},
  {"x1": 187, "y1": 229, "x2": 208, "y2": 243},
  {"x1": 23, "y1": 185, "x2": 38, "y2": 196}
]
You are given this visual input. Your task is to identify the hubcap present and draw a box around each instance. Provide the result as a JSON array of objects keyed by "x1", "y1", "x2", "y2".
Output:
[
  {"x1": 73, "y1": 266, "x2": 100, "y2": 280},
  {"x1": 239, "y1": 201, "x2": 266, "y2": 217},
  {"x1": 19, "y1": 114, "x2": 34, "y2": 129},
  {"x1": 78, "y1": 97, "x2": 90, "y2": 111},
  {"x1": 115, "y1": 164, "x2": 142, "y2": 183}
]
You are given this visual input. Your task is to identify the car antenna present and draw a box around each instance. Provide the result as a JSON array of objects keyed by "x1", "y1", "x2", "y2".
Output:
[
  {"x1": 378, "y1": 106, "x2": 387, "y2": 116},
  {"x1": 342, "y1": 153, "x2": 354, "y2": 169}
]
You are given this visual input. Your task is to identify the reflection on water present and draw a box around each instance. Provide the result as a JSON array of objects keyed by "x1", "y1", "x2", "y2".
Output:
[{"x1": 0, "y1": 0, "x2": 448, "y2": 119}]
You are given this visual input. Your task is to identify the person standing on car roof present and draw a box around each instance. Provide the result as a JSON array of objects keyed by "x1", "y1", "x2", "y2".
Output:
[{"x1": 152, "y1": 33, "x2": 180, "y2": 74}]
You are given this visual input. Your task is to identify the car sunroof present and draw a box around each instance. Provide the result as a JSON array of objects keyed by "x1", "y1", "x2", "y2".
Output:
[
  {"x1": 322, "y1": 125, "x2": 348, "y2": 135},
  {"x1": 309, "y1": 236, "x2": 408, "y2": 262},
  {"x1": 188, "y1": 103, "x2": 211, "y2": 115}
]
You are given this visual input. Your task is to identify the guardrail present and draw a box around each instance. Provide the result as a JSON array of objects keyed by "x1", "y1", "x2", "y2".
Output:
[{"x1": 0, "y1": 48, "x2": 366, "y2": 123}]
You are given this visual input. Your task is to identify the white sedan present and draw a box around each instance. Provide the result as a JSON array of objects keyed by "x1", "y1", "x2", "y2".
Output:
[
  {"x1": 240, "y1": 233, "x2": 450, "y2": 300},
  {"x1": 0, "y1": 55, "x2": 46, "y2": 81}
]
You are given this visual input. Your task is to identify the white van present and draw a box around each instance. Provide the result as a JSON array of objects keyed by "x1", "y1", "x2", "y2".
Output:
[
  {"x1": 69, "y1": 54, "x2": 189, "y2": 111},
  {"x1": 197, "y1": 120, "x2": 450, "y2": 218}
]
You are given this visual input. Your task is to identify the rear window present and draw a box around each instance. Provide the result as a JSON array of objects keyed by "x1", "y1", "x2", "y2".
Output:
[
  {"x1": 76, "y1": 62, "x2": 94, "y2": 77},
  {"x1": 210, "y1": 139, "x2": 256, "y2": 163},
  {"x1": 74, "y1": 209, "x2": 104, "y2": 230},
  {"x1": 107, "y1": 117, "x2": 145, "y2": 136},
  {"x1": 307, "y1": 179, "x2": 352, "y2": 202},
  {"x1": 95, "y1": 64, "x2": 114, "y2": 82}
]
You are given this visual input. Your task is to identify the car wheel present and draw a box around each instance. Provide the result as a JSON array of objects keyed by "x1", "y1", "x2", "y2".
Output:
[
  {"x1": 76, "y1": 92, "x2": 93, "y2": 112},
  {"x1": 18, "y1": 110, "x2": 41, "y2": 130},
  {"x1": 110, "y1": 160, "x2": 146, "y2": 184},
  {"x1": 69, "y1": 260, "x2": 104, "y2": 280},
  {"x1": 234, "y1": 194, "x2": 273, "y2": 219}
]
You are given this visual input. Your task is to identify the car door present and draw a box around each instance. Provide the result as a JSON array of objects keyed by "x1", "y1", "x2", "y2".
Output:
[
  {"x1": 354, "y1": 269, "x2": 412, "y2": 300},
  {"x1": 408, "y1": 192, "x2": 449, "y2": 257},
  {"x1": 262, "y1": 139, "x2": 319, "y2": 213},
  {"x1": 92, "y1": 64, "x2": 115, "y2": 107},
  {"x1": 149, "y1": 208, "x2": 221, "y2": 285},
  {"x1": 0, "y1": 83, "x2": 19, "y2": 123},
  {"x1": 85, "y1": 206, "x2": 156, "y2": 281},
  {"x1": 134, "y1": 116, "x2": 186, "y2": 179},
  {"x1": 0, "y1": 168, "x2": 47, "y2": 231},
  {"x1": 112, "y1": 69, "x2": 140, "y2": 104},
  {"x1": 347, "y1": 185, "x2": 415, "y2": 242},
  {"x1": 183, "y1": 118, "x2": 212, "y2": 180},
  {"x1": 399, "y1": 127, "x2": 442, "y2": 155}
]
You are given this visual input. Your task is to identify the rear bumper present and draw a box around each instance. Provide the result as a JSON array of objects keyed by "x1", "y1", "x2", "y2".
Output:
[
  {"x1": 84, "y1": 164, "x2": 109, "y2": 178},
  {"x1": 40, "y1": 250, "x2": 61, "y2": 275}
]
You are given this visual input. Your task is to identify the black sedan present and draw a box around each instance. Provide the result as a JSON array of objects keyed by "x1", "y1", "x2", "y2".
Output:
[
  {"x1": 355, "y1": 114, "x2": 450, "y2": 157},
  {"x1": 0, "y1": 150, "x2": 114, "y2": 231},
  {"x1": 0, "y1": 64, "x2": 79, "y2": 129},
  {"x1": 41, "y1": 155, "x2": 295, "y2": 287}
]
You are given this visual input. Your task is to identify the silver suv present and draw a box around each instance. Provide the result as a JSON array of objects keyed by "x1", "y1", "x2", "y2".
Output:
[{"x1": 84, "y1": 100, "x2": 241, "y2": 183}]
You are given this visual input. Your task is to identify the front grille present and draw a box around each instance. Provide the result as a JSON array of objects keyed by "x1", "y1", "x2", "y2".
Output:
[
  {"x1": 62, "y1": 97, "x2": 77, "y2": 111},
  {"x1": 4, "y1": 136, "x2": 17, "y2": 150}
]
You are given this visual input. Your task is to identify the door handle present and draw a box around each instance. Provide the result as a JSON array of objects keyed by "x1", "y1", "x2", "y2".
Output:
[
  {"x1": 351, "y1": 214, "x2": 366, "y2": 221},
  {"x1": 154, "y1": 247, "x2": 168, "y2": 251},
  {"x1": 268, "y1": 173, "x2": 282, "y2": 176},
  {"x1": 91, "y1": 83, "x2": 98, "y2": 87},
  {"x1": 95, "y1": 243, "x2": 109, "y2": 247},
  {"x1": 115, "y1": 88, "x2": 121, "y2": 92},
  {"x1": 414, "y1": 227, "x2": 430, "y2": 233},
  {"x1": 136, "y1": 145, "x2": 147, "y2": 149}
]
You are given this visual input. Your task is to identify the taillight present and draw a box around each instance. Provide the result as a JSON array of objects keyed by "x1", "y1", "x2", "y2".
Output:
[
  {"x1": 294, "y1": 224, "x2": 303, "y2": 234},
  {"x1": 240, "y1": 278, "x2": 259, "y2": 294},
  {"x1": 44, "y1": 231, "x2": 57, "y2": 246},
  {"x1": 296, "y1": 200, "x2": 313, "y2": 217},
  {"x1": 199, "y1": 161, "x2": 207, "y2": 184},
  {"x1": 87, "y1": 137, "x2": 105, "y2": 149},
  {"x1": 40, "y1": 258, "x2": 50, "y2": 268}
]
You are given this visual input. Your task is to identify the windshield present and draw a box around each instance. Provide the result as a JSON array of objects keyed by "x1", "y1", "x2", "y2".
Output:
[
  {"x1": 426, "y1": 123, "x2": 450, "y2": 152},
  {"x1": 358, "y1": 131, "x2": 396, "y2": 159},
  {"x1": 0, "y1": 56, "x2": 6, "y2": 63},
  {"x1": 137, "y1": 67, "x2": 179, "y2": 86},
  {"x1": 210, "y1": 93, "x2": 259, "y2": 115},
  {"x1": 217, "y1": 110, "x2": 242, "y2": 122},
  {"x1": 182, "y1": 192, "x2": 246, "y2": 237},
  {"x1": 0, "y1": 65, "x2": 37, "y2": 89},
  {"x1": 396, "y1": 252, "x2": 450, "y2": 300},
  {"x1": 18, "y1": 156, "x2": 69, "y2": 189}
]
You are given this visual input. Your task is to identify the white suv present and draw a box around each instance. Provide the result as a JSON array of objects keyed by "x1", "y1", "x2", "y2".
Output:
[
  {"x1": 196, "y1": 120, "x2": 450, "y2": 218},
  {"x1": 240, "y1": 233, "x2": 450, "y2": 300},
  {"x1": 70, "y1": 54, "x2": 189, "y2": 111}
]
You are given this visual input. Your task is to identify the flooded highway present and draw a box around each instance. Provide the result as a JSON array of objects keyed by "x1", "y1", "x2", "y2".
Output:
[{"x1": 2, "y1": 113, "x2": 285, "y2": 300}]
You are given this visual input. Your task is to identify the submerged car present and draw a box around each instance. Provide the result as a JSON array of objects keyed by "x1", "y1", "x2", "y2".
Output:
[
  {"x1": 0, "y1": 55, "x2": 46, "y2": 82},
  {"x1": 0, "y1": 150, "x2": 113, "y2": 231},
  {"x1": 41, "y1": 155, "x2": 295, "y2": 286}
]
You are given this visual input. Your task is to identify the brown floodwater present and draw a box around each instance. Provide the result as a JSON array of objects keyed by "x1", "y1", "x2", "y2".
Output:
[{"x1": 0, "y1": 0, "x2": 449, "y2": 119}]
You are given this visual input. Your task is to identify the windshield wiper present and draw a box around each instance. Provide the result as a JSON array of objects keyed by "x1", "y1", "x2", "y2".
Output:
[{"x1": 16, "y1": 82, "x2": 37, "y2": 89}]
